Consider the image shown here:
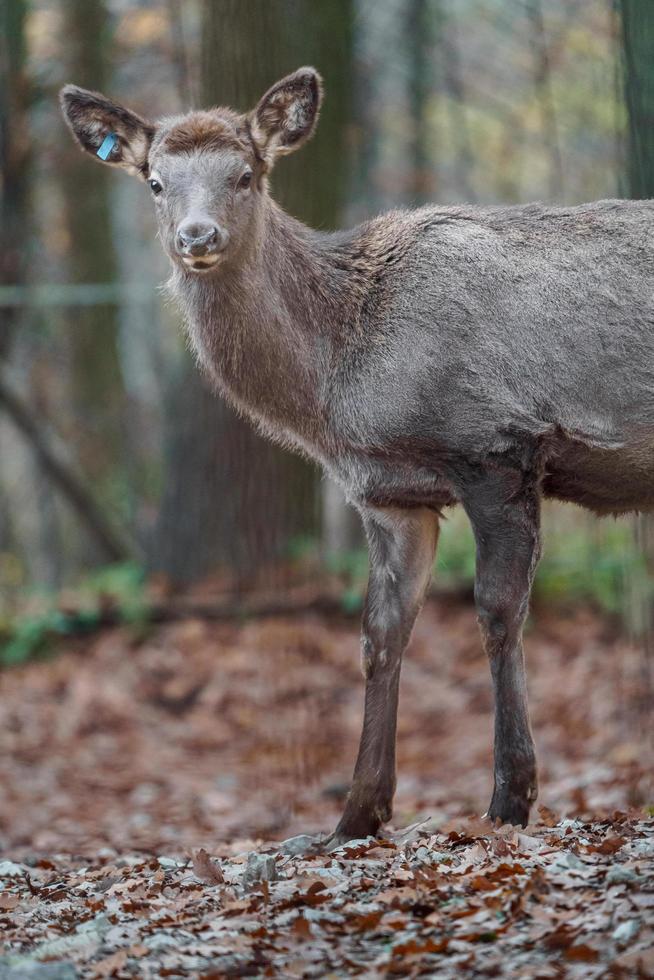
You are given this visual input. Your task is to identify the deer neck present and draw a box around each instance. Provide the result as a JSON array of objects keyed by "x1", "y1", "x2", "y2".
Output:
[{"x1": 171, "y1": 199, "x2": 364, "y2": 447}]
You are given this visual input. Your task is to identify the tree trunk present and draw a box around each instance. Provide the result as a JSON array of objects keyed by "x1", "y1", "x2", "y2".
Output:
[
  {"x1": 441, "y1": 1, "x2": 476, "y2": 203},
  {"x1": 0, "y1": 0, "x2": 29, "y2": 354},
  {"x1": 527, "y1": 0, "x2": 564, "y2": 201},
  {"x1": 154, "y1": 0, "x2": 354, "y2": 586},
  {"x1": 58, "y1": 0, "x2": 128, "y2": 524},
  {"x1": 405, "y1": 0, "x2": 432, "y2": 205},
  {"x1": 0, "y1": 0, "x2": 33, "y2": 566},
  {"x1": 620, "y1": 0, "x2": 654, "y2": 197},
  {"x1": 618, "y1": 0, "x2": 654, "y2": 725}
]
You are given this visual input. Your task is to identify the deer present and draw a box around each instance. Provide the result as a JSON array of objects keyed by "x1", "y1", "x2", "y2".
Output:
[{"x1": 61, "y1": 67, "x2": 654, "y2": 845}]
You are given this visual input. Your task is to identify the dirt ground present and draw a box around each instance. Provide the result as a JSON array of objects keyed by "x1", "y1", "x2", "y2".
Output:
[{"x1": 1, "y1": 597, "x2": 653, "y2": 977}]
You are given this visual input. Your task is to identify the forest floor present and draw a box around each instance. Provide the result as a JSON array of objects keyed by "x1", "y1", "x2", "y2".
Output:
[{"x1": 0, "y1": 596, "x2": 653, "y2": 978}]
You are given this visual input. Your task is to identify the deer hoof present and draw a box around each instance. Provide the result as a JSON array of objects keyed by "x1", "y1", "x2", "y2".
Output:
[
  {"x1": 318, "y1": 829, "x2": 376, "y2": 852},
  {"x1": 486, "y1": 789, "x2": 533, "y2": 828}
]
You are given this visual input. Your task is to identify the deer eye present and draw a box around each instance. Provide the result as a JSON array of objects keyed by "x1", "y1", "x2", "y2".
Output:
[
  {"x1": 237, "y1": 169, "x2": 253, "y2": 191},
  {"x1": 148, "y1": 178, "x2": 163, "y2": 196}
]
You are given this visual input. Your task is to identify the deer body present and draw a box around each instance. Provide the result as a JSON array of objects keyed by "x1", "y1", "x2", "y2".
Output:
[
  {"x1": 175, "y1": 197, "x2": 654, "y2": 516},
  {"x1": 62, "y1": 69, "x2": 654, "y2": 842}
]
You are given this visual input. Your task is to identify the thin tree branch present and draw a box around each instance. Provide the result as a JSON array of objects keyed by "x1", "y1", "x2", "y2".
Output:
[{"x1": 0, "y1": 367, "x2": 139, "y2": 563}]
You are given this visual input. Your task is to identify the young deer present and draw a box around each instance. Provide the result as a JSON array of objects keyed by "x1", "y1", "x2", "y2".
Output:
[{"x1": 61, "y1": 68, "x2": 654, "y2": 843}]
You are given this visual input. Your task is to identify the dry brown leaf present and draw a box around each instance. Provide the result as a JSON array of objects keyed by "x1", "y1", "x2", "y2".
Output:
[
  {"x1": 486, "y1": 862, "x2": 527, "y2": 881},
  {"x1": 612, "y1": 947, "x2": 654, "y2": 976},
  {"x1": 469, "y1": 874, "x2": 499, "y2": 891},
  {"x1": 365, "y1": 847, "x2": 397, "y2": 860},
  {"x1": 537, "y1": 805, "x2": 560, "y2": 827},
  {"x1": 292, "y1": 913, "x2": 312, "y2": 936},
  {"x1": 565, "y1": 944, "x2": 600, "y2": 963},
  {"x1": 543, "y1": 924, "x2": 578, "y2": 950},
  {"x1": 376, "y1": 886, "x2": 419, "y2": 907},
  {"x1": 587, "y1": 836, "x2": 626, "y2": 856},
  {"x1": 347, "y1": 909, "x2": 384, "y2": 931},
  {"x1": 93, "y1": 949, "x2": 128, "y2": 977},
  {"x1": 222, "y1": 898, "x2": 252, "y2": 914},
  {"x1": 192, "y1": 848, "x2": 225, "y2": 885},
  {"x1": 393, "y1": 867, "x2": 415, "y2": 881},
  {"x1": 392, "y1": 936, "x2": 449, "y2": 957}
]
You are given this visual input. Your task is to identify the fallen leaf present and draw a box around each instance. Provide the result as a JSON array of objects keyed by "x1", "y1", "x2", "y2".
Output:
[
  {"x1": 347, "y1": 909, "x2": 384, "y2": 931},
  {"x1": 192, "y1": 848, "x2": 225, "y2": 885},
  {"x1": 94, "y1": 948, "x2": 128, "y2": 976},
  {"x1": 392, "y1": 937, "x2": 449, "y2": 956},
  {"x1": 565, "y1": 944, "x2": 599, "y2": 963},
  {"x1": 537, "y1": 805, "x2": 560, "y2": 827},
  {"x1": 588, "y1": 836, "x2": 626, "y2": 856},
  {"x1": 292, "y1": 913, "x2": 312, "y2": 936}
]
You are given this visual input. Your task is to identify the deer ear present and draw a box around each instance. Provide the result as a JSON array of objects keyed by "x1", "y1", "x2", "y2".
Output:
[
  {"x1": 60, "y1": 85, "x2": 155, "y2": 177},
  {"x1": 249, "y1": 67, "x2": 322, "y2": 167}
]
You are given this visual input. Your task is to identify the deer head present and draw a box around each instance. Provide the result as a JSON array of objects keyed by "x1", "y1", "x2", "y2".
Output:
[{"x1": 60, "y1": 68, "x2": 323, "y2": 274}]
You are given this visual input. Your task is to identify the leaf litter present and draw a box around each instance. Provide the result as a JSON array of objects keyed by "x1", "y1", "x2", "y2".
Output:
[
  {"x1": 1, "y1": 815, "x2": 652, "y2": 977},
  {"x1": 0, "y1": 597, "x2": 652, "y2": 976}
]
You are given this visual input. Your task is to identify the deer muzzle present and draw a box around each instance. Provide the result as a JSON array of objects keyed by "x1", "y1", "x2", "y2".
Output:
[{"x1": 176, "y1": 219, "x2": 229, "y2": 269}]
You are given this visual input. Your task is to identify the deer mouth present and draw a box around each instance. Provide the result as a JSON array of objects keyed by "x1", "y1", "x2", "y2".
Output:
[{"x1": 182, "y1": 254, "x2": 221, "y2": 273}]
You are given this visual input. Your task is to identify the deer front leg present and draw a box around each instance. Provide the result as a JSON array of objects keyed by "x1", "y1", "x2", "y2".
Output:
[
  {"x1": 462, "y1": 471, "x2": 541, "y2": 827},
  {"x1": 330, "y1": 506, "x2": 439, "y2": 844}
]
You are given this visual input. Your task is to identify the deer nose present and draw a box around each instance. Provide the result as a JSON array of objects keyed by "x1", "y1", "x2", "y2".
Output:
[{"x1": 176, "y1": 220, "x2": 226, "y2": 256}]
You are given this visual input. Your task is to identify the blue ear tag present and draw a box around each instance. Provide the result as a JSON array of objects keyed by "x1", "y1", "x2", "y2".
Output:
[{"x1": 97, "y1": 132, "x2": 118, "y2": 161}]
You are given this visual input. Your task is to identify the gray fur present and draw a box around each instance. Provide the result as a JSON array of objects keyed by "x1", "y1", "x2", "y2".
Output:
[{"x1": 172, "y1": 199, "x2": 654, "y2": 517}]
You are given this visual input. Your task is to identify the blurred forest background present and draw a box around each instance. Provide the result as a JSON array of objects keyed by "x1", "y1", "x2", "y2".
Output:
[{"x1": 1, "y1": 0, "x2": 654, "y2": 662}]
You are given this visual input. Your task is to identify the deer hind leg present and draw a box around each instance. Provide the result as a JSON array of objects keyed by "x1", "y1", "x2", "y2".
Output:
[
  {"x1": 462, "y1": 469, "x2": 541, "y2": 827},
  {"x1": 329, "y1": 506, "x2": 439, "y2": 844}
]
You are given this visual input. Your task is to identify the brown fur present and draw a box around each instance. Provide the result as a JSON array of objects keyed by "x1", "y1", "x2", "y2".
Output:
[
  {"x1": 163, "y1": 110, "x2": 253, "y2": 157},
  {"x1": 60, "y1": 85, "x2": 154, "y2": 175},
  {"x1": 251, "y1": 68, "x2": 322, "y2": 159}
]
